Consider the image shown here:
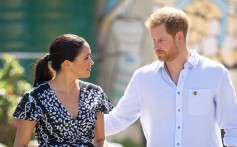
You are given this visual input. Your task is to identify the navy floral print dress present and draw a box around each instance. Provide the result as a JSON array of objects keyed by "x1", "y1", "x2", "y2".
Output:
[{"x1": 13, "y1": 80, "x2": 113, "y2": 147}]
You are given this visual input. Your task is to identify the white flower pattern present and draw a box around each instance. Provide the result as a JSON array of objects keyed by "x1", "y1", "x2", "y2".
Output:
[{"x1": 13, "y1": 81, "x2": 113, "y2": 147}]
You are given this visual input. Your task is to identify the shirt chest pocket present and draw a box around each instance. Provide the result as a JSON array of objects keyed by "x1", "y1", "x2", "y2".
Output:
[{"x1": 188, "y1": 89, "x2": 212, "y2": 115}]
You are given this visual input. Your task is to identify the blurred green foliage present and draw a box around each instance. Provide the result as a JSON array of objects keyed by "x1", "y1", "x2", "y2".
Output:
[
  {"x1": 114, "y1": 138, "x2": 144, "y2": 147},
  {"x1": 0, "y1": 54, "x2": 32, "y2": 146}
]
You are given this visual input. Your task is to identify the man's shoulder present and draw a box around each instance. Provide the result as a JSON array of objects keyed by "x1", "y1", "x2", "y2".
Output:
[
  {"x1": 200, "y1": 55, "x2": 225, "y2": 67},
  {"x1": 135, "y1": 61, "x2": 161, "y2": 74},
  {"x1": 198, "y1": 54, "x2": 227, "y2": 73}
]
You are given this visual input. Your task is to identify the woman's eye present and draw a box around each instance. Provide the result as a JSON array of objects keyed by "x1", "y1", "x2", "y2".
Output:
[{"x1": 85, "y1": 55, "x2": 91, "y2": 60}]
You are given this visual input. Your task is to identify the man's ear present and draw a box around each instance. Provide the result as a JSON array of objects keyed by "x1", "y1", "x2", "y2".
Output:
[{"x1": 176, "y1": 31, "x2": 184, "y2": 41}]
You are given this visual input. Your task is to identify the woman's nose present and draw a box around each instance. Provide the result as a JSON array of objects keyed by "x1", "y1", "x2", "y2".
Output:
[{"x1": 91, "y1": 58, "x2": 94, "y2": 65}]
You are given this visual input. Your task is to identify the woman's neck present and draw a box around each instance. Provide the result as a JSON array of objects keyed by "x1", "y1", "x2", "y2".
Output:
[{"x1": 49, "y1": 74, "x2": 79, "y2": 93}]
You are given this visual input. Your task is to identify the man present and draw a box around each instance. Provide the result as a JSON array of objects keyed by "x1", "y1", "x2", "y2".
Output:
[{"x1": 104, "y1": 7, "x2": 237, "y2": 147}]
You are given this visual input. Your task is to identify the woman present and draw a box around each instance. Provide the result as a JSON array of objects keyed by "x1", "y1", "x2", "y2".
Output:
[{"x1": 13, "y1": 34, "x2": 113, "y2": 147}]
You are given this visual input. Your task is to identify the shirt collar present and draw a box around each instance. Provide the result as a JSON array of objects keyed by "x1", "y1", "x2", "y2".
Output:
[{"x1": 187, "y1": 49, "x2": 199, "y2": 69}]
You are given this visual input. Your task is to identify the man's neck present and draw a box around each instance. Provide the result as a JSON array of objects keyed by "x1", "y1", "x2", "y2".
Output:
[{"x1": 164, "y1": 51, "x2": 190, "y2": 84}]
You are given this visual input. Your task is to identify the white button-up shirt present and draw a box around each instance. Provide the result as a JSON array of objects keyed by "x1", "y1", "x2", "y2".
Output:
[{"x1": 105, "y1": 50, "x2": 237, "y2": 147}]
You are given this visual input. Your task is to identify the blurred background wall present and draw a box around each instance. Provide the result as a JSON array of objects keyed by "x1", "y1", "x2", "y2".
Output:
[
  {"x1": 0, "y1": 0, "x2": 98, "y2": 82},
  {"x1": 0, "y1": 0, "x2": 237, "y2": 146}
]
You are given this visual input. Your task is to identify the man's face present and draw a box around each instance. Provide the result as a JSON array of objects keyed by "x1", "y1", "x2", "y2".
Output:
[{"x1": 150, "y1": 24, "x2": 179, "y2": 62}]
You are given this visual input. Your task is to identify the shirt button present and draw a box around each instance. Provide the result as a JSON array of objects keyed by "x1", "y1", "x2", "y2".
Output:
[
  {"x1": 177, "y1": 109, "x2": 181, "y2": 112},
  {"x1": 177, "y1": 143, "x2": 180, "y2": 146},
  {"x1": 178, "y1": 126, "x2": 181, "y2": 129},
  {"x1": 193, "y1": 91, "x2": 197, "y2": 95},
  {"x1": 177, "y1": 91, "x2": 180, "y2": 94}
]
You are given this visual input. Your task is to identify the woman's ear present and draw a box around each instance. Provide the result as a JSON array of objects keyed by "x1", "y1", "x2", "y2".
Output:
[{"x1": 62, "y1": 60, "x2": 72, "y2": 69}]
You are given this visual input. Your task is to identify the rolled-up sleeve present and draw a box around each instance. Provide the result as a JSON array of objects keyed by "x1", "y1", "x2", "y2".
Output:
[{"x1": 216, "y1": 69, "x2": 237, "y2": 146}]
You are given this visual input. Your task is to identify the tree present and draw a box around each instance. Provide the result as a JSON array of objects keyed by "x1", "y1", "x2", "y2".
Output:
[{"x1": 0, "y1": 54, "x2": 32, "y2": 146}]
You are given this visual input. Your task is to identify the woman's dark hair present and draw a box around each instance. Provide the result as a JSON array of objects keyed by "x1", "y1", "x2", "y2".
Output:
[{"x1": 33, "y1": 34, "x2": 85, "y2": 87}]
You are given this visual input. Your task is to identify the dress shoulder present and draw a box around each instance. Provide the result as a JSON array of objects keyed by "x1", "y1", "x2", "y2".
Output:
[
  {"x1": 12, "y1": 82, "x2": 49, "y2": 121},
  {"x1": 80, "y1": 80, "x2": 113, "y2": 114}
]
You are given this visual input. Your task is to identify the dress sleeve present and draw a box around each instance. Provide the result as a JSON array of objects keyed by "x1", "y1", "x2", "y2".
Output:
[
  {"x1": 94, "y1": 87, "x2": 113, "y2": 114},
  {"x1": 13, "y1": 92, "x2": 42, "y2": 121}
]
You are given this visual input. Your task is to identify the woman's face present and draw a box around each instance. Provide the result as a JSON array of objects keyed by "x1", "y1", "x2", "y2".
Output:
[{"x1": 70, "y1": 42, "x2": 94, "y2": 78}]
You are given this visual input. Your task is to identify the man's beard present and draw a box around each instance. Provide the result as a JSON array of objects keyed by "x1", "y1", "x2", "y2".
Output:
[{"x1": 157, "y1": 44, "x2": 179, "y2": 62}]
